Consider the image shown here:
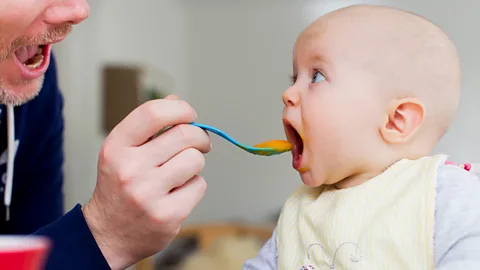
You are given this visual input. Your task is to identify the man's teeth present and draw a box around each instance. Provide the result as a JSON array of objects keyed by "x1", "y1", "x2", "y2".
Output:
[
  {"x1": 25, "y1": 47, "x2": 44, "y2": 70},
  {"x1": 26, "y1": 55, "x2": 44, "y2": 69}
]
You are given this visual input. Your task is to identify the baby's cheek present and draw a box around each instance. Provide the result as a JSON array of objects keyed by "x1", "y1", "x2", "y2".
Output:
[
  {"x1": 306, "y1": 112, "x2": 353, "y2": 162},
  {"x1": 306, "y1": 108, "x2": 345, "y2": 138}
]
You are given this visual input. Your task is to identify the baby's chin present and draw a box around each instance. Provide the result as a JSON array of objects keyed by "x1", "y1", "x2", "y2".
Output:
[
  {"x1": 300, "y1": 168, "x2": 346, "y2": 188},
  {"x1": 300, "y1": 171, "x2": 325, "y2": 187}
]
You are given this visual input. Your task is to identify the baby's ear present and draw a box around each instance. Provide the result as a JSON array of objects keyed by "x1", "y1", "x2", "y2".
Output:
[{"x1": 380, "y1": 98, "x2": 425, "y2": 144}]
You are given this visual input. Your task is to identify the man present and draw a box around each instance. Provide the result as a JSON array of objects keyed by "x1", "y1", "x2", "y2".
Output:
[{"x1": 0, "y1": 1, "x2": 211, "y2": 269}]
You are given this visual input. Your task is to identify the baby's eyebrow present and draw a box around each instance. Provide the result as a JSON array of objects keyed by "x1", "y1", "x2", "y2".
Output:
[
  {"x1": 292, "y1": 51, "x2": 329, "y2": 73},
  {"x1": 310, "y1": 54, "x2": 327, "y2": 64}
]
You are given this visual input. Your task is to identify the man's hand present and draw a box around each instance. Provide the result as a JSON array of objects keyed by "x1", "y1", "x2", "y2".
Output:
[{"x1": 82, "y1": 95, "x2": 211, "y2": 269}]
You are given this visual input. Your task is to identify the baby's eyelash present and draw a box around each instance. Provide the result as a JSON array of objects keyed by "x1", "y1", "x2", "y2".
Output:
[{"x1": 289, "y1": 74, "x2": 297, "y2": 84}]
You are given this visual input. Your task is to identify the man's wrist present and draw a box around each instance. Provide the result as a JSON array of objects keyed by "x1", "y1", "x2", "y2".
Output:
[{"x1": 82, "y1": 198, "x2": 131, "y2": 270}]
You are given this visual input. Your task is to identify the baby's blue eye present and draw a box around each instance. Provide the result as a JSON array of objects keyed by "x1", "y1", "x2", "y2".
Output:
[{"x1": 311, "y1": 71, "x2": 326, "y2": 83}]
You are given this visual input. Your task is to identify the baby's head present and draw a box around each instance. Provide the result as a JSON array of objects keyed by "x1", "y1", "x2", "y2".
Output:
[{"x1": 282, "y1": 4, "x2": 461, "y2": 188}]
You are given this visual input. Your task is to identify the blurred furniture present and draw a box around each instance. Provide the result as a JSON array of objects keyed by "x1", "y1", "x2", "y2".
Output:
[
  {"x1": 102, "y1": 64, "x2": 173, "y2": 133},
  {"x1": 134, "y1": 222, "x2": 274, "y2": 270}
]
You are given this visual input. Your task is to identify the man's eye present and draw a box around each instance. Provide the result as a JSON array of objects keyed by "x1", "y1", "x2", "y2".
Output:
[{"x1": 311, "y1": 71, "x2": 326, "y2": 83}]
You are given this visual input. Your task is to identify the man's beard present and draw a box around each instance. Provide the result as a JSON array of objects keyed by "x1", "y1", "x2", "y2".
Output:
[
  {"x1": 0, "y1": 76, "x2": 44, "y2": 106},
  {"x1": 0, "y1": 23, "x2": 71, "y2": 106}
]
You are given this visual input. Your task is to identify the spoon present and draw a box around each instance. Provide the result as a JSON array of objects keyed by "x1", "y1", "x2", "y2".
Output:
[{"x1": 190, "y1": 122, "x2": 293, "y2": 156}]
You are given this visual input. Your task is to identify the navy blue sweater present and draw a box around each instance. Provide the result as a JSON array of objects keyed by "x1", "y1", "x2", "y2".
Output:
[{"x1": 0, "y1": 55, "x2": 110, "y2": 269}]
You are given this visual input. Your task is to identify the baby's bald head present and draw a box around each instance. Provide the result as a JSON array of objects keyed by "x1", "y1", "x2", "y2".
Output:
[
  {"x1": 283, "y1": 4, "x2": 461, "y2": 187},
  {"x1": 297, "y1": 4, "x2": 460, "y2": 154}
]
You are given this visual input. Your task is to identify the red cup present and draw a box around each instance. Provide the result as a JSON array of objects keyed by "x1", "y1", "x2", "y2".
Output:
[{"x1": 0, "y1": 236, "x2": 51, "y2": 270}]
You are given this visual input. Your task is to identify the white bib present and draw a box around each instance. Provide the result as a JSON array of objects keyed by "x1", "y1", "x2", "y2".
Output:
[{"x1": 276, "y1": 155, "x2": 446, "y2": 270}]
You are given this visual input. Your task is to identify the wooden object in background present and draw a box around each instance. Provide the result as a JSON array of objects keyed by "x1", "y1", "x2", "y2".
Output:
[
  {"x1": 102, "y1": 64, "x2": 174, "y2": 133},
  {"x1": 134, "y1": 223, "x2": 274, "y2": 270},
  {"x1": 102, "y1": 66, "x2": 141, "y2": 133}
]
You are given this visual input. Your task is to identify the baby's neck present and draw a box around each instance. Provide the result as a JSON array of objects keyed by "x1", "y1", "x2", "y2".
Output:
[
  {"x1": 330, "y1": 146, "x2": 432, "y2": 190},
  {"x1": 333, "y1": 155, "x2": 406, "y2": 189},
  {"x1": 333, "y1": 170, "x2": 384, "y2": 189}
]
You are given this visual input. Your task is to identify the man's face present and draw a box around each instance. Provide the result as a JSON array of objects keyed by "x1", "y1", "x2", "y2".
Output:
[{"x1": 0, "y1": 0, "x2": 89, "y2": 105}]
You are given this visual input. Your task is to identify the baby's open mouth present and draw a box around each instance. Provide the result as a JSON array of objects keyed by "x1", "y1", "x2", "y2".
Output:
[
  {"x1": 285, "y1": 124, "x2": 304, "y2": 166},
  {"x1": 14, "y1": 45, "x2": 46, "y2": 70}
]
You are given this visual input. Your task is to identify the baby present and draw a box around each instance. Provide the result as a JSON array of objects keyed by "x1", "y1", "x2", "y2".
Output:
[{"x1": 243, "y1": 4, "x2": 480, "y2": 270}]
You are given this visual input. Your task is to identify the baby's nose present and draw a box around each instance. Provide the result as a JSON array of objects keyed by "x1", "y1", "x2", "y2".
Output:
[{"x1": 282, "y1": 86, "x2": 300, "y2": 107}]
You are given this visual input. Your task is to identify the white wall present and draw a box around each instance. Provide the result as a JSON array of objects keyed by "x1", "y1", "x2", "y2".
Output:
[
  {"x1": 99, "y1": 0, "x2": 189, "y2": 98},
  {"x1": 183, "y1": 2, "x2": 306, "y2": 224},
  {"x1": 54, "y1": 0, "x2": 480, "y2": 223}
]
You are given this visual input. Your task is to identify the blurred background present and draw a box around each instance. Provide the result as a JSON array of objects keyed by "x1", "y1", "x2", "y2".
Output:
[{"x1": 52, "y1": 0, "x2": 479, "y2": 269}]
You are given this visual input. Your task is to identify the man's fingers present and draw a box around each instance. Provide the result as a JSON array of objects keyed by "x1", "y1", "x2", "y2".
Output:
[
  {"x1": 154, "y1": 175, "x2": 207, "y2": 223},
  {"x1": 156, "y1": 148, "x2": 205, "y2": 193},
  {"x1": 138, "y1": 124, "x2": 211, "y2": 168},
  {"x1": 109, "y1": 99, "x2": 197, "y2": 147},
  {"x1": 125, "y1": 148, "x2": 206, "y2": 203}
]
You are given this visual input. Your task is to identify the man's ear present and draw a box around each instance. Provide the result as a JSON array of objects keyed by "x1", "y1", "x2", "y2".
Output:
[{"x1": 379, "y1": 98, "x2": 425, "y2": 144}]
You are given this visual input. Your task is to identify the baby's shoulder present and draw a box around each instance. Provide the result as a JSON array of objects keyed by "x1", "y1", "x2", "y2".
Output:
[
  {"x1": 436, "y1": 162, "x2": 480, "y2": 197},
  {"x1": 435, "y1": 163, "x2": 480, "y2": 231},
  {"x1": 434, "y1": 163, "x2": 480, "y2": 264}
]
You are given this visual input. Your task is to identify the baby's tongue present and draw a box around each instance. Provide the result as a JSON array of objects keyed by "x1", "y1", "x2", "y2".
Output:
[{"x1": 14, "y1": 46, "x2": 38, "y2": 63}]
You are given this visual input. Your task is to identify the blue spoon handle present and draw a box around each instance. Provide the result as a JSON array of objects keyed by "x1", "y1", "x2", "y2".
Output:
[
  {"x1": 190, "y1": 122, "x2": 250, "y2": 150},
  {"x1": 190, "y1": 122, "x2": 290, "y2": 156}
]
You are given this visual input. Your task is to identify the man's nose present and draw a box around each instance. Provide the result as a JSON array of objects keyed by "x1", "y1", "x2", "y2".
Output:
[{"x1": 44, "y1": 0, "x2": 90, "y2": 25}]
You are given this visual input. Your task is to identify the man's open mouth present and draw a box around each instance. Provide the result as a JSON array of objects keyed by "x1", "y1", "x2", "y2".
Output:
[
  {"x1": 285, "y1": 123, "x2": 304, "y2": 168},
  {"x1": 14, "y1": 45, "x2": 46, "y2": 70}
]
